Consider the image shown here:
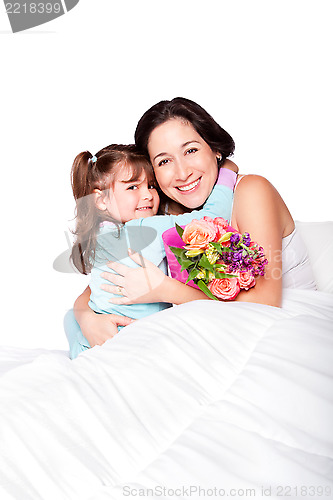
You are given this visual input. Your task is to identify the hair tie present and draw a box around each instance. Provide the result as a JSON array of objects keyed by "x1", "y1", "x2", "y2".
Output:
[{"x1": 89, "y1": 155, "x2": 97, "y2": 164}]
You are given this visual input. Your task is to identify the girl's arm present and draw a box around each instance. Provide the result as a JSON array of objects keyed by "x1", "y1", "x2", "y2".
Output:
[
  {"x1": 73, "y1": 286, "x2": 134, "y2": 347},
  {"x1": 223, "y1": 159, "x2": 239, "y2": 173}
]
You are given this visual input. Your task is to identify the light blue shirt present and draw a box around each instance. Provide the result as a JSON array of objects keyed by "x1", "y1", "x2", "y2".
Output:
[{"x1": 89, "y1": 176, "x2": 235, "y2": 321}]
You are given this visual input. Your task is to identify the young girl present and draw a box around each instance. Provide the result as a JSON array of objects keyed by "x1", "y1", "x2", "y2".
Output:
[{"x1": 67, "y1": 144, "x2": 237, "y2": 358}]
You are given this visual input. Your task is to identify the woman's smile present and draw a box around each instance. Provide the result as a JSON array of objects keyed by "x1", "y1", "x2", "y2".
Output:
[{"x1": 176, "y1": 177, "x2": 201, "y2": 192}]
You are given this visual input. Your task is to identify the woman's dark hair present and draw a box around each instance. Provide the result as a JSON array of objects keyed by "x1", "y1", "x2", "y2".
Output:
[
  {"x1": 70, "y1": 144, "x2": 154, "y2": 274},
  {"x1": 134, "y1": 97, "x2": 235, "y2": 164}
]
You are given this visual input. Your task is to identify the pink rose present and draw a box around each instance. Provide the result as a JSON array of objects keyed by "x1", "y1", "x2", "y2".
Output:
[
  {"x1": 238, "y1": 271, "x2": 256, "y2": 290},
  {"x1": 213, "y1": 217, "x2": 228, "y2": 241},
  {"x1": 203, "y1": 216, "x2": 214, "y2": 224},
  {"x1": 213, "y1": 217, "x2": 229, "y2": 230},
  {"x1": 183, "y1": 219, "x2": 218, "y2": 249},
  {"x1": 208, "y1": 277, "x2": 240, "y2": 300}
]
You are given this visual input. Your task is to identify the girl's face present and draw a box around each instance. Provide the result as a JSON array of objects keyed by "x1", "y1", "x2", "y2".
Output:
[
  {"x1": 102, "y1": 165, "x2": 160, "y2": 223},
  {"x1": 148, "y1": 119, "x2": 219, "y2": 209}
]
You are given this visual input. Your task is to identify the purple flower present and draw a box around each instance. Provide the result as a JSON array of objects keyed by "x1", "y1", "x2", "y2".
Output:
[
  {"x1": 232, "y1": 250, "x2": 243, "y2": 262},
  {"x1": 243, "y1": 232, "x2": 251, "y2": 246},
  {"x1": 230, "y1": 233, "x2": 240, "y2": 245}
]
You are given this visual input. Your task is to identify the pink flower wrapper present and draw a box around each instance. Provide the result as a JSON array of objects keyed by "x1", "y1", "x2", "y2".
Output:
[{"x1": 162, "y1": 226, "x2": 200, "y2": 289}]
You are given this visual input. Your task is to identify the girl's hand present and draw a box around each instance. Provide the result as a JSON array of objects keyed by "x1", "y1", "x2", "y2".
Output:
[
  {"x1": 73, "y1": 286, "x2": 135, "y2": 348},
  {"x1": 100, "y1": 250, "x2": 168, "y2": 305},
  {"x1": 224, "y1": 159, "x2": 239, "y2": 174},
  {"x1": 81, "y1": 311, "x2": 135, "y2": 348}
]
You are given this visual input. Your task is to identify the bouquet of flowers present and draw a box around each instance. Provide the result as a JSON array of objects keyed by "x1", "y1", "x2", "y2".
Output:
[{"x1": 165, "y1": 216, "x2": 268, "y2": 301}]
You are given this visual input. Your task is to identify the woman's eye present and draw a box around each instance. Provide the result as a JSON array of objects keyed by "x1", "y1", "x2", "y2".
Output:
[
  {"x1": 185, "y1": 148, "x2": 198, "y2": 155},
  {"x1": 149, "y1": 184, "x2": 157, "y2": 190},
  {"x1": 158, "y1": 158, "x2": 170, "y2": 167},
  {"x1": 127, "y1": 185, "x2": 138, "y2": 190}
]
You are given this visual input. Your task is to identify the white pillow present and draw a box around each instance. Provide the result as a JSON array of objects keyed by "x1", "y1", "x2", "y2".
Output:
[{"x1": 295, "y1": 221, "x2": 333, "y2": 294}]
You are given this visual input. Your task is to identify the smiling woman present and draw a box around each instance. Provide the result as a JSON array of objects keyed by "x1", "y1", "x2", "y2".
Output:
[
  {"x1": 136, "y1": 97, "x2": 235, "y2": 214},
  {"x1": 148, "y1": 119, "x2": 220, "y2": 210}
]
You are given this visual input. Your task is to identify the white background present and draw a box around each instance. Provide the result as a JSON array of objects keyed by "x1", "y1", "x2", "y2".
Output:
[{"x1": 0, "y1": 0, "x2": 332, "y2": 349}]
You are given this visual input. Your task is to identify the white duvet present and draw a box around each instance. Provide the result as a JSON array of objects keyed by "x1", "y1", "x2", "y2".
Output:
[{"x1": 1, "y1": 289, "x2": 333, "y2": 500}]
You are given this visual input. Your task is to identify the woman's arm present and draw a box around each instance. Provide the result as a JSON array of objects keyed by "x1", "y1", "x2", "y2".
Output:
[
  {"x1": 104, "y1": 176, "x2": 292, "y2": 309},
  {"x1": 230, "y1": 175, "x2": 294, "y2": 307},
  {"x1": 73, "y1": 286, "x2": 135, "y2": 347},
  {"x1": 101, "y1": 252, "x2": 209, "y2": 305}
]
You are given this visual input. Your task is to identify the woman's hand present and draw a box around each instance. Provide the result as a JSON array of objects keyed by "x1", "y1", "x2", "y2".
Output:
[
  {"x1": 73, "y1": 286, "x2": 134, "y2": 347},
  {"x1": 100, "y1": 250, "x2": 168, "y2": 305},
  {"x1": 100, "y1": 250, "x2": 209, "y2": 305}
]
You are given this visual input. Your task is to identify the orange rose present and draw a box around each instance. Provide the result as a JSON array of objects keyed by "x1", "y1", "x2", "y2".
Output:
[
  {"x1": 208, "y1": 277, "x2": 240, "y2": 300},
  {"x1": 183, "y1": 219, "x2": 218, "y2": 249}
]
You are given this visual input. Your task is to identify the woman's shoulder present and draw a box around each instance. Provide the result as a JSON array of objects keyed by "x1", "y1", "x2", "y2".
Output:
[
  {"x1": 234, "y1": 174, "x2": 279, "y2": 202},
  {"x1": 232, "y1": 174, "x2": 293, "y2": 233},
  {"x1": 236, "y1": 173, "x2": 273, "y2": 188}
]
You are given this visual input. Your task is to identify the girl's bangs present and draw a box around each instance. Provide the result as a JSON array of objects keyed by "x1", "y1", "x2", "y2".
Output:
[{"x1": 122, "y1": 158, "x2": 157, "y2": 186}]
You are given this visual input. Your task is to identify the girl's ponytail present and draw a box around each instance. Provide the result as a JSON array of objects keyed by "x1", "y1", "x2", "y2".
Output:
[
  {"x1": 71, "y1": 151, "x2": 94, "y2": 201},
  {"x1": 70, "y1": 151, "x2": 101, "y2": 274}
]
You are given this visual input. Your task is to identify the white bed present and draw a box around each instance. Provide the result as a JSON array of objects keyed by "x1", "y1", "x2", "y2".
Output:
[{"x1": 1, "y1": 222, "x2": 332, "y2": 500}]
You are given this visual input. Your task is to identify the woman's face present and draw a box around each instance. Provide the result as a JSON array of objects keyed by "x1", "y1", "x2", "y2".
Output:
[{"x1": 148, "y1": 118, "x2": 219, "y2": 209}]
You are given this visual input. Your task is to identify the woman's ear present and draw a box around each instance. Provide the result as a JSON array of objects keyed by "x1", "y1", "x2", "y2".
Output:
[{"x1": 93, "y1": 189, "x2": 108, "y2": 211}]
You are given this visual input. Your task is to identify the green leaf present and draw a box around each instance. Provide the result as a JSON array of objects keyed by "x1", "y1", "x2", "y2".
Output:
[
  {"x1": 180, "y1": 257, "x2": 194, "y2": 271},
  {"x1": 185, "y1": 267, "x2": 200, "y2": 284},
  {"x1": 169, "y1": 246, "x2": 186, "y2": 258},
  {"x1": 197, "y1": 280, "x2": 219, "y2": 301},
  {"x1": 214, "y1": 263, "x2": 227, "y2": 270},
  {"x1": 214, "y1": 272, "x2": 238, "y2": 279},
  {"x1": 198, "y1": 253, "x2": 214, "y2": 272},
  {"x1": 171, "y1": 252, "x2": 193, "y2": 271},
  {"x1": 175, "y1": 224, "x2": 184, "y2": 239},
  {"x1": 173, "y1": 254, "x2": 184, "y2": 267},
  {"x1": 210, "y1": 242, "x2": 222, "y2": 252}
]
